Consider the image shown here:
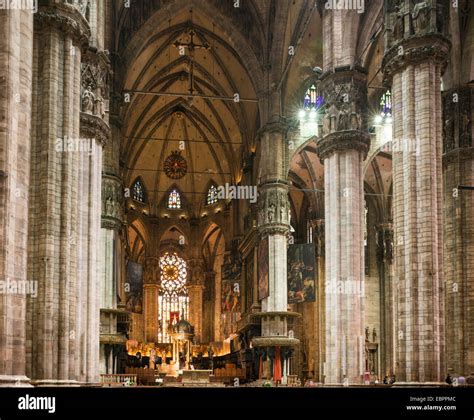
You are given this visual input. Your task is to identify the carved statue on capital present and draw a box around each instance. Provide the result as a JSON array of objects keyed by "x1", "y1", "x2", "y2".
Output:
[
  {"x1": 257, "y1": 186, "x2": 290, "y2": 231},
  {"x1": 319, "y1": 69, "x2": 368, "y2": 138},
  {"x1": 317, "y1": 69, "x2": 370, "y2": 160},
  {"x1": 80, "y1": 49, "x2": 112, "y2": 146},
  {"x1": 102, "y1": 176, "x2": 125, "y2": 229},
  {"x1": 411, "y1": 1, "x2": 432, "y2": 35},
  {"x1": 391, "y1": 1, "x2": 405, "y2": 42},
  {"x1": 65, "y1": 0, "x2": 91, "y2": 21},
  {"x1": 81, "y1": 49, "x2": 111, "y2": 122},
  {"x1": 82, "y1": 84, "x2": 95, "y2": 114},
  {"x1": 385, "y1": 0, "x2": 449, "y2": 49},
  {"x1": 383, "y1": 1, "x2": 451, "y2": 89}
]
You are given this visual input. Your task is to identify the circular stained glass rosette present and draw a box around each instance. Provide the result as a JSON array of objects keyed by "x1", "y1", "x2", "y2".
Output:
[
  {"x1": 164, "y1": 151, "x2": 187, "y2": 179},
  {"x1": 159, "y1": 252, "x2": 187, "y2": 298}
]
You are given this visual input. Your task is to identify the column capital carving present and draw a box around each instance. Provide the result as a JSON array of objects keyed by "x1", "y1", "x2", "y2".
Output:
[
  {"x1": 34, "y1": 2, "x2": 90, "y2": 48},
  {"x1": 316, "y1": 130, "x2": 371, "y2": 161},
  {"x1": 317, "y1": 67, "x2": 370, "y2": 160},
  {"x1": 257, "y1": 182, "x2": 290, "y2": 236},
  {"x1": 257, "y1": 119, "x2": 290, "y2": 138},
  {"x1": 101, "y1": 175, "x2": 125, "y2": 230},
  {"x1": 319, "y1": 67, "x2": 368, "y2": 136},
  {"x1": 80, "y1": 49, "x2": 112, "y2": 144},
  {"x1": 382, "y1": 0, "x2": 451, "y2": 83},
  {"x1": 80, "y1": 113, "x2": 111, "y2": 146},
  {"x1": 382, "y1": 34, "x2": 451, "y2": 84}
]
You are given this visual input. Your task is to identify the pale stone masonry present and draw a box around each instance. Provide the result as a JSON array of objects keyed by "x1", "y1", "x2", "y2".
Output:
[
  {"x1": 0, "y1": 9, "x2": 34, "y2": 386},
  {"x1": 443, "y1": 85, "x2": 474, "y2": 378},
  {"x1": 383, "y1": 1, "x2": 451, "y2": 383},
  {"x1": 316, "y1": 67, "x2": 370, "y2": 384},
  {"x1": 0, "y1": 0, "x2": 472, "y2": 386},
  {"x1": 252, "y1": 121, "x2": 300, "y2": 379},
  {"x1": 26, "y1": 1, "x2": 103, "y2": 385}
]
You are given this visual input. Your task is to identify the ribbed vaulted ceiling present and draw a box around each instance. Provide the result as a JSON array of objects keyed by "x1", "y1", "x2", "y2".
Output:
[{"x1": 120, "y1": 5, "x2": 260, "y2": 215}]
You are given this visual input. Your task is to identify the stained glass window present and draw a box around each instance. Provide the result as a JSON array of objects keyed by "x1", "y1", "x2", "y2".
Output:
[
  {"x1": 379, "y1": 90, "x2": 392, "y2": 120},
  {"x1": 158, "y1": 252, "x2": 188, "y2": 343},
  {"x1": 303, "y1": 84, "x2": 324, "y2": 110},
  {"x1": 206, "y1": 185, "x2": 218, "y2": 205},
  {"x1": 307, "y1": 220, "x2": 313, "y2": 243},
  {"x1": 167, "y1": 189, "x2": 181, "y2": 209},
  {"x1": 132, "y1": 178, "x2": 146, "y2": 203}
]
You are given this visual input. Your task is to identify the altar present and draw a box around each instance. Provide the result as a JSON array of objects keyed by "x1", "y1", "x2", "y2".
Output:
[
  {"x1": 181, "y1": 369, "x2": 212, "y2": 384},
  {"x1": 170, "y1": 319, "x2": 195, "y2": 370}
]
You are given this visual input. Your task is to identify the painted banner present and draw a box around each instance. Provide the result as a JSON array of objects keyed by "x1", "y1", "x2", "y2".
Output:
[
  {"x1": 221, "y1": 280, "x2": 240, "y2": 313},
  {"x1": 258, "y1": 237, "x2": 269, "y2": 301},
  {"x1": 126, "y1": 261, "x2": 143, "y2": 313},
  {"x1": 221, "y1": 254, "x2": 241, "y2": 313},
  {"x1": 287, "y1": 243, "x2": 316, "y2": 303}
]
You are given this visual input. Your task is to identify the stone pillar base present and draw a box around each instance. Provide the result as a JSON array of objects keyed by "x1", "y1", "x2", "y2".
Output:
[
  {"x1": 0, "y1": 375, "x2": 33, "y2": 387},
  {"x1": 30, "y1": 380, "x2": 81, "y2": 387},
  {"x1": 392, "y1": 382, "x2": 447, "y2": 387},
  {"x1": 322, "y1": 383, "x2": 362, "y2": 387}
]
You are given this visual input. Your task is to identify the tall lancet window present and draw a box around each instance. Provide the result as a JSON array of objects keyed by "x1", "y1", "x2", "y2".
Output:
[
  {"x1": 300, "y1": 84, "x2": 324, "y2": 128},
  {"x1": 304, "y1": 84, "x2": 318, "y2": 110},
  {"x1": 206, "y1": 185, "x2": 218, "y2": 205},
  {"x1": 167, "y1": 189, "x2": 181, "y2": 209},
  {"x1": 379, "y1": 90, "x2": 392, "y2": 122},
  {"x1": 158, "y1": 252, "x2": 188, "y2": 343},
  {"x1": 132, "y1": 178, "x2": 146, "y2": 203},
  {"x1": 307, "y1": 220, "x2": 313, "y2": 243}
]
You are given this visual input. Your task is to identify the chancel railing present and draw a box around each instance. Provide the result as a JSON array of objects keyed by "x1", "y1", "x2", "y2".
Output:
[{"x1": 100, "y1": 374, "x2": 137, "y2": 387}]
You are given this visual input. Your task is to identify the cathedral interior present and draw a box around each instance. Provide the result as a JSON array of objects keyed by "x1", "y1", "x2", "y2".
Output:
[{"x1": 0, "y1": 0, "x2": 473, "y2": 389}]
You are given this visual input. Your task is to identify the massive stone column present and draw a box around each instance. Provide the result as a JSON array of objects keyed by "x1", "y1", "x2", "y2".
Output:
[
  {"x1": 187, "y1": 264, "x2": 205, "y2": 343},
  {"x1": 99, "y1": 170, "x2": 125, "y2": 373},
  {"x1": 443, "y1": 86, "x2": 474, "y2": 377},
  {"x1": 188, "y1": 221, "x2": 205, "y2": 343},
  {"x1": 382, "y1": 0, "x2": 450, "y2": 383},
  {"x1": 143, "y1": 257, "x2": 159, "y2": 342},
  {"x1": 26, "y1": 1, "x2": 91, "y2": 385},
  {"x1": 0, "y1": 7, "x2": 34, "y2": 387},
  {"x1": 316, "y1": 68, "x2": 370, "y2": 385},
  {"x1": 257, "y1": 122, "x2": 291, "y2": 316},
  {"x1": 86, "y1": 46, "x2": 121, "y2": 375},
  {"x1": 252, "y1": 122, "x2": 299, "y2": 381},
  {"x1": 79, "y1": 47, "x2": 110, "y2": 384}
]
